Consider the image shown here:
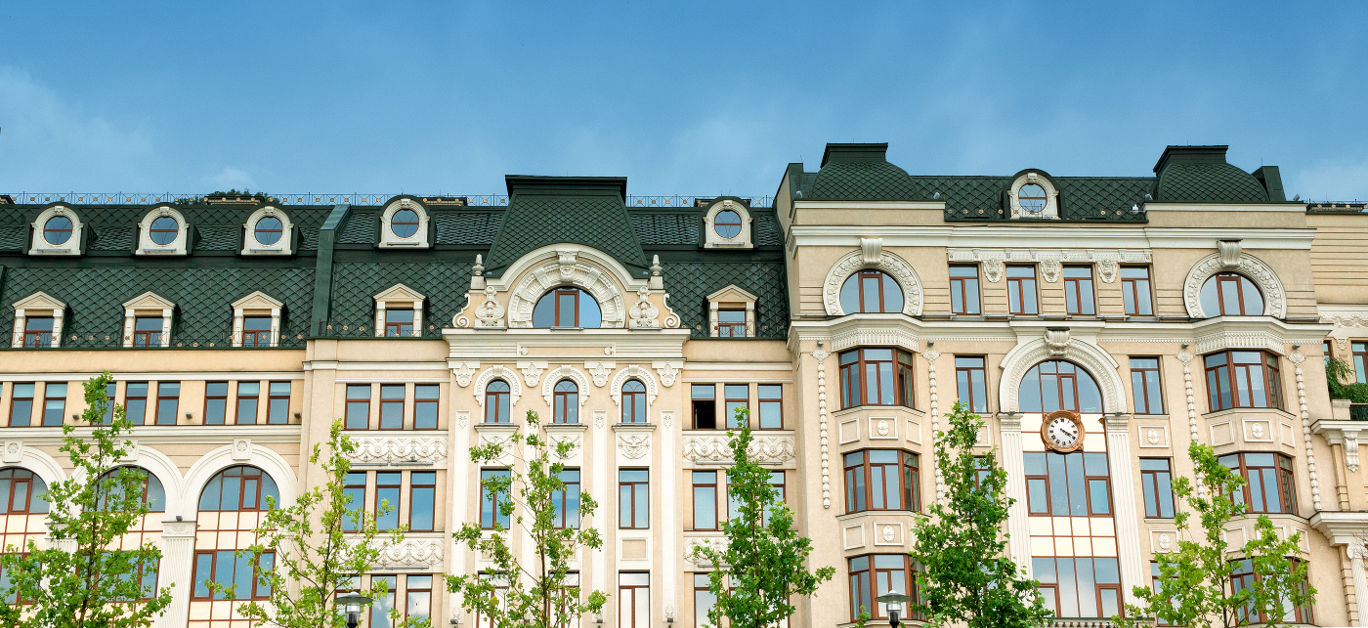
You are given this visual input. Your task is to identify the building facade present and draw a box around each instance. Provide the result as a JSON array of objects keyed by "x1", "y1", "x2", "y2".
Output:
[{"x1": 0, "y1": 143, "x2": 1365, "y2": 627}]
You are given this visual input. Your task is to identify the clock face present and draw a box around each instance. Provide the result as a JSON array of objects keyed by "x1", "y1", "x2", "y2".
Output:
[{"x1": 1044, "y1": 415, "x2": 1082, "y2": 451}]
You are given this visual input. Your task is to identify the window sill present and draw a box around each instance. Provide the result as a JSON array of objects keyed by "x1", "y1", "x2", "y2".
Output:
[
  {"x1": 833, "y1": 405, "x2": 924, "y2": 417},
  {"x1": 1200, "y1": 407, "x2": 1295, "y2": 421},
  {"x1": 835, "y1": 509, "x2": 922, "y2": 521}
]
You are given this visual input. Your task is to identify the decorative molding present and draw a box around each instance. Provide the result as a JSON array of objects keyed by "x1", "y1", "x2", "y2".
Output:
[
  {"x1": 587, "y1": 361, "x2": 614, "y2": 387},
  {"x1": 540, "y1": 365, "x2": 591, "y2": 407},
  {"x1": 1319, "y1": 304, "x2": 1368, "y2": 329},
  {"x1": 518, "y1": 361, "x2": 547, "y2": 387},
  {"x1": 473, "y1": 365, "x2": 522, "y2": 407},
  {"x1": 506, "y1": 247, "x2": 626, "y2": 328},
  {"x1": 998, "y1": 336, "x2": 1127, "y2": 414},
  {"x1": 829, "y1": 324, "x2": 920, "y2": 353},
  {"x1": 345, "y1": 435, "x2": 446, "y2": 465},
  {"x1": 628, "y1": 287, "x2": 661, "y2": 329},
  {"x1": 924, "y1": 348, "x2": 944, "y2": 500},
  {"x1": 474, "y1": 287, "x2": 506, "y2": 328},
  {"x1": 609, "y1": 365, "x2": 659, "y2": 409},
  {"x1": 653, "y1": 361, "x2": 681, "y2": 387},
  {"x1": 366, "y1": 535, "x2": 444, "y2": 569},
  {"x1": 1289, "y1": 353, "x2": 1323, "y2": 511},
  {"x1": 1044, "y1": 328, "x2": 1070, "y2": 356},
  {"x1": 1181, "y1": 251, "x2": 1287, "y2": 318},
  {"x1": 685, "y1": 535, "x2": 728, "y2": 566},
  {"x1": 231, "y1": 438, "x2": 253, "y2": 461},
  {"x1": 681, "y1": 432, "x2": 797, "y2": 465},
  {"x1": 618, "y1": 432, "x2": 651, "y2": 460},
  {"x1": 1314, "y1": 420, "x2": 1366, "y2": 473},
  {"x1": 451, "y1": 362, "x2": 479, "y2": 387},
  {"x1": 813, "y1": 347, "x2": 832, "y2": 509},
  {"x1": 821, "y1": 246, "x2": 924, "y2": 317},
  {"x1": 947, "y1": 248, "x2": 1151, "y2": 284}
]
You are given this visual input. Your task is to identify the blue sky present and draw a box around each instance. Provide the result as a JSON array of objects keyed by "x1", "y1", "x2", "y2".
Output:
[{"x1": 1, "y1": 1, "x2": 1365, "y2": 201}]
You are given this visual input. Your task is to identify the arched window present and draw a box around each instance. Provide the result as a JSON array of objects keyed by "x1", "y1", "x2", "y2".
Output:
[
  {"x1": 43, "y1": 216, "x2": 73, "y2": 245},
  {"x1": 193, "y1": 465, "x2": 277, "y2": 613},
  {"x1": 839, "y1": 270, "x2": 904, "y2": 314},
  {"x1": 197, "y1": 465, "x2": 279, "y2": 512},
  {"x1": 622, "y1": 379, "x2": 647, "y2": 424},
  {"x1": 96, "y1": 467, "x2": 166, "y2": 512},
  {"x1": 0, "y1": 468, "x2": 48, "y2": 515},
  {"x1": 1019, "y1": 361, "x2": 1103, "y2": 414},
  {"x1": 149, "y1": 216, "x2": 180, "y2": 246},
  {"x1": 1200, "y1": 273, "x2": 1263, "y2": 317},
  {"x1": 485, "y1": 380, "x2": 511, "y2": 424},
  {"x1": 553, "y1": 380, "x2": 578, "y2": 424},
  {"x1": 532, "y1": 287, "x2": 602, "y2": 328},
  {"x1": 390, "y1": 208, "x2": 420, "y2": 238}
]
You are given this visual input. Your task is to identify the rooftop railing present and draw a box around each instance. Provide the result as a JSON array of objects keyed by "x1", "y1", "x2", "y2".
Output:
[{"x1": 2, "y1": 192, "x2": 775, "y2": 208}]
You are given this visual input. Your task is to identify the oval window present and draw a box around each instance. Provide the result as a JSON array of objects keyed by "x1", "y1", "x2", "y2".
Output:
[
  {"x1": 714, "y1": 209, "x2": 743, "y2": 239},
  {"x1": 149, "y1": 216, "x2": 179, "y2": 245},
  {"x1": 43, "y1": 216, "x2": 73, "y2": 245},
  {"x1": 1018, "y1": 183, "x2": 1047, "y2": 214},
  {"x1": 254, "y1": 216, "x2": 283, "y2": 246},
  {"x1": 391, "y1": 208, "x2": 420, "y2": 238}
]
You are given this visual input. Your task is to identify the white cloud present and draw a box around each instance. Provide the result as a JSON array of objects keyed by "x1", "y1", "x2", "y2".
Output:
[
  {"x1": 1287, "y1": 159, "x2": 1368, "y2": 202},
  {"x1": 205, "y1": 167, "x2": 257, "y2": 192}
]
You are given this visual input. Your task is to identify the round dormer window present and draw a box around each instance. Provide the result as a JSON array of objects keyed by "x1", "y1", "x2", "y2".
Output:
[
  {"x1": 1018, "y1": 184, "x2": 1047, "y2": 214},
  {"x1": 149, "y1": 217, "x2": 180, "y2": 245},
  {"x1": 254, "y1": 216, "x2": 283, "y2": 246},
  {"x1": 391, "y1": 209, "x2": 420, "y2": 238},
  {"x1": 714, "y1": 209, "x2": 743, "y2": 239},
  {"x1": 43, "y1": 216, "x2": 73, "y2": 245}
]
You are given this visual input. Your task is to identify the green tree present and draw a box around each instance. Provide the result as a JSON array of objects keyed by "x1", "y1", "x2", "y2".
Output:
[
  {"x1": 910, "y1": 402, "x2": 1049, "y2": 628},
  {"x1": 692, "y1": 411, "x2": 835, "y2": 628},
  {"x1": 447, "y1": 410, "x2": 607, "y2": 628},
  {"x1": 0, "y1": 372, "x2": 172, "y2": 628},
  {"x1": 1117, "y1": 442, "x2": 1314, "y2": 628},
  {"x1": 210, "y1": 419, "x2": 424, "y2": 628}
]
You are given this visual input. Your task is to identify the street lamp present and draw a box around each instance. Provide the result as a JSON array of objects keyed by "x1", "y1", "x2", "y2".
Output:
[
  {"x1": 336, "y1": 591, "x2": 373, "y2": 628},
  {"x1": 875, "y1": 589, "x2": 915, "y2": 628}
]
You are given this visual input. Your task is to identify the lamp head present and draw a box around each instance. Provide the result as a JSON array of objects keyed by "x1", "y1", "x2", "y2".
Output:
[{"x1": 336, "y1": 591, "x2": 372, "y2": 615}]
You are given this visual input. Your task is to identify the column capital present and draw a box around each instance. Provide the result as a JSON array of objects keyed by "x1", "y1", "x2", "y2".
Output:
[
  {"x1": 997, "y1": 412, "x2": 1024, "y2": 432},
  {"x1": 1103, "y1": 412, "x2": 1133, "y2": 433},
  {"x1": 161, "y1": 519, "x2": 198, "y2": 537}
]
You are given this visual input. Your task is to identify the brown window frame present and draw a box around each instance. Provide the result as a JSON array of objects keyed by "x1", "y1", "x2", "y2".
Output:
[
  {"x1": 0, "y1": 468, "x2": 46, "y2": 514},
  {"x1": 691, "y1": 384, "x2": 717, "y2": 429},
  {"x1": 617, "y1": 572, "x2": 651, "y2": 628},
  {"x1": 621, "y1": 379, "x2": 648, "y2": 424},
  {"x1": 842, "y1": 449, "x2": 920, "y2": 514},
  {"x1": 408, "y1": 471, "x2": 436, "y2": 532},
  {"x1": 479, "y1": 469, "x2": 510, "y2": 530},
  {"x1": 484, "y1": 380, "x2": 511, "y2": 424},
  {"x1": 1033, "y1": 556, "x2": 1123, "y2": 619},
  {"x1": 1120, "y1": 265, "x2": 1153, "y2": 316},
  {"x1": 1129, "y1": 357, "x2": 1164, "y2": 415},
  {"x1": 1006, "y1": 265, "x2": 1038, "y2": 315},
  {"x1": 848, "y1": 269, "x2": 899, "y2": 314},
  {"x1": 266, "y1": 381, "x2": 291, "y2": 425},
  {"x1": 191, "y1": 550, "x2": 274, "y2": 601},
  {"x1": 414, "y1": 384, "x2": 439, "y2": 430},
  {"x1": 1139, "y1": 458, "x2": 1175, "y2": 519},
  {"x1": 1209, "y1": 272, "x2": 1262, "y2": 316},
  {"x1": 379, "y1": 384, "x2": 405, "y2": 430},
  {"x1": 716, "y1": 308, "x2": 747, "y2": 338},
  {"x1": 691, "y1": 470, "x2": 719, "y2": 531},
  {"x1": 384, "y1": 307, "x2": 415, "y2": 337},
  {"x1": 954, "y1": 356, "x2": 988, "y2": 412},
  {"x1": 1229, "y1": 558, "x2": 1313, "y2": 624},
  {"x1": 1024, "y1": 451, "x2": 1113, "y2": 517},
  {"x1": 554, "y1": 288, "x2": 581, "y2": 327},
  {"x1": 551, "y1": 468, "x2": 580, "y2": 530},
  {"x1": 1203, "y1": 350, "x2": 1283, "y2": 412},
  {"x1": 345, "y1": 384, "x2": 371, "y2": 430},
  {"x1": 838, "y1": 348, "x2": 915, "y2": 409},
  {"x1": 757, "y1": 384, "x2": 783, "y2": 430},
  {"x1": 132, "y1": 315, "x2": 164, "y2": 348},
  {"x1": 552, "y1": 379, "x2": 578, "y2": 425},
  {"x1": 1220, "y1": 452, "x2": 1297, "y2": 515},
  {"x1": 241, "y1": 315, "x2": 273, "y2": 347},
  {"x1": 374, "y1": 471, "x2": 403, "y2": 531},
  {"x1": 848, "y1": 554, "x2": 919, "y2": 622},
  {"x1": 618, "y1": 468, "x2": 650, "y2": 530},
  {"x1": 1352, "y1": 340, "x2": 1368, "y2": 383},
  {"x1": 406, "y1": 574, "x2": 434, "y2": 623},
  {"x1": 1063, "y1": 265, "x2": 1096, "y2": 316},
  {"x1": 22, "y1": 316, "x2": 54, "y2": 348},
  {"x1": 124, "y1": 382, "x2": 148, "y2": 426},
  {"x1": 204, "y1": 381, "x2": 228, "y2": 425},
  {"x1": 154, "y1": 382, "x2": 179, "y2": 426},
  {"x1": 948, "y1": 264, "x2": 981, "y2": 315},
  {"x1": 723, "y1": 384, "x2": 749, "y2": 429}
]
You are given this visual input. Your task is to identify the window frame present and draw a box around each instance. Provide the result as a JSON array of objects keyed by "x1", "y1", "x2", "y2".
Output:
[
  {"x1": 842, "y1": 449, "x2": 920, "y2": 514},
  {"x1": 345, "y1": 384, "x2": 371, "y2": 430},
  {"x1": 384, "y1": 307, "x2": 415, "y2": 337},
  {"x1": 204, "y1": 381, "x2": 228, "y2": 425},
  {"x1": 618, "y1": 468, "x2": 650, "y2": 529},
  {"x1": 1203, "y1": 350, "x2": 1283, "y2": 412},
  {"x1": 379, "y1": 384, "x2": 405, "y2": 430},
  {"x1": 551, "y1": 468, "x2": 581, "y2": 530},
  {"x1": 691, "y1": 470, "x2": 719, "y2": 531},
  {"x1": 23, "y1": 316, "x2": 54, "y2": 348},
  {"x1": 236, "y1": 381, "x2": 260, "y2": 425},
  {"x1": 132, "y1": 315, "x2": 164, "y2": 348},
  {"x1": 1140, "y1": 458, "x2": 1175, "y2": 519},
  {"x1": 154, "y1": 382, "x2": 178, "y2": 426},
  {"x1": 948, "y1": 264, "x2": 981, "y2": 315},
  {"x1": 1063, "y1": 265, "x2": 1096, "y2": 316},
  {"x1": 841, "y1": 269, "x2": 904, "y2": 314},
  {"x1": 479, "y1": 468, "x2": 511, "y2": 530},
  {"x1": 1352, "y1": 340, "x2": 1368, "y2": 384},
  {"x1": 847, "y1": 554, "x2": 918, "y2": 622},
  {"x1": 1220, "y1": 452, "x2": 1298, "y2": 515},
  {"x1": 1130, "y1": 357, "x2": 1165, "y2": 415},
  {"x1": 408, "y1": 471, "x2": 436, "y2": 532},
  {"x1": 757, "y1": 384, "x2": 783, "y2": 430},
  {"x1": 1024, "y1": 451, "x2": 1114, "y2": 517},
  {"x1": 374, "y1": 471, "x2": 402, "y2": 531},
  {"x1": 716, "y1": 308, "x2": 747, "y2": 338},
  {"x1": 124, "y1": 382, "x2": 148, "y2": 426},
  {"x1": 621, "y1": 379, "x2": 648, "y2": 424},
  {"x1": 553, "y1": 379, "x2": 579, "y2": 425},
  {"x1": 1006, "y1": 264, "x2": 1039, "y2": 315},
  {"x1": 955, "y1": 355, "x2": 989, "y2": 413},
  {"x1": 266, "y1": 381, "x2": 291, "y2": 425},
  {"x1": 691, "y1": 384, "x2": 717, "y2": 429},
  {"x1": 485, "y1": 380, "x2": 511, "y2": 424},
  {"x1": 838, "y1": 348, "x2": 915, "y2": 409},
  {"x1": 414, "y1": 384, "x2": 439, "y2": 430},
  {"x1": 241, "y1": 315, "x2": 273, "y2": 348},
  {"x1": 1121, "y1": 265, "x2": 1153, "y2": 316}
]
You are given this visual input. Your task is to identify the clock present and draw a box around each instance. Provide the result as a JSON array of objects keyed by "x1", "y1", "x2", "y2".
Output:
[{"x1": 1041, "y1": 410, "x2": 1084, "y2": 452}]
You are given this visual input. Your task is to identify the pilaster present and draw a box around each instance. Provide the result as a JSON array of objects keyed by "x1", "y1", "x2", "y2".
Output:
[
  {"x1": 997, "y1": 412, "x2": 1033, "y2": 576},
  {"x1": 158, "y1": 519, "x2": 198, "y2": 628},
  {"x1": 1104, "y1": 413, "x2": 1147, "y2": 607}
]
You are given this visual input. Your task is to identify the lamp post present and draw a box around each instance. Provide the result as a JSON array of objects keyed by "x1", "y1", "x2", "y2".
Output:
[
  {"x1": 875, "y1": 589, "x2": 915, "y2": 628},
  {"x1": 336, "y1": 591, "x2": 373, "y2": 628}
]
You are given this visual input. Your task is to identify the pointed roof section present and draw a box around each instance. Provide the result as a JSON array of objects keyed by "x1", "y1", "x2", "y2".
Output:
[
  {"x1": 1152, "y1": 145, "x2": 1270, "y2": 203},
  {"x1": 122, "y1": 291, "x2": 175, "y2": 310},
  {"x1": 483, "y1": 176, "x2": 648, "y2": 277},
  {"x1": 806, "y1": 143, "x2": 922, "y2": 201}
]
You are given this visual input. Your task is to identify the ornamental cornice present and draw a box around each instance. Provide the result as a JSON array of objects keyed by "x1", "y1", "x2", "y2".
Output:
[
  {"x1": 947, "y1": 247, "x2": 1151, "y2": 284},
  {"x1": 681, "y1": 431, "x2": 797, "y2": 466},
  {"x1": 348, "y1": 534, "x2": 445, "y2": 569},
  {"x1": 344, "y1": 435, "x2": 446, "y2": 466},
  {"x1": 1181, "y1": 250, "x2": 1287, "y2": 319},
  {"x1": 1312, "y1": 419, "x2": 1366, "y2": 473}
]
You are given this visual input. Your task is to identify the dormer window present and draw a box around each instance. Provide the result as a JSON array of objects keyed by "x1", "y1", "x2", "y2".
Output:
[
  {"x1": 243, "y1": 316, "x2": 273, "y2": 347},
  {"x1": 11, "y1": 292, "x2": 66, "y2": 348},
  {"x1": 1018, "y1": 184, "x2": 1047, "y2": 214},
  {"x1": 232, "y1": 291, "x2": 283, "y2": 348},
  {"x1": 1008, "y1": 171, "x2": 1060, "y2": 220},
  {"x1": 122, "y1": 292, "x2": 174, "y2": 348},
  {"x1": 29, "y1": 206, "x2": 83, "y2": 255},
  {"x1": 706, "y1": 285, "x2": 759, "y2": 338},
  {"x1": 717, "y1": 309, "x2": 746, "y2": 337},
  {"x1": 133, "y1": 317, "x2": 164, "y2": 347},
  {"x1": 533, "y1": 287, "x2": 601, "y2": 328},
  {"x1": 703, "y1": 198, "x2": 754, "y2": 249},
  {"x1": 373, "y1": 283, "x2": 425, "y2": 337},
  {"x1": 379, "y1": 197, "x2": 431, "y2": 248},
  {"x1": 242, "y1": 206, "x2": 294, "y2": 255},
  {"x1": 714, "y1": 209, "x2": 743, "y2": 238},
  {"x1": 136, "y1": 206, "x2": 189, "y2": 255}
]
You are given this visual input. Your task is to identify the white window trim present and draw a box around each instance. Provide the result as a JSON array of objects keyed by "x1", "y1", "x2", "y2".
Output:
[
  {"x1": 231, "y1": 291, "x2": 284, "y2": 348},
  {"x1": 11, "y1": 292, "x2": 66, "y2": 348},
  {"x1": 379, "y1": 197, "x2": 431, "y2": 249},
  {"x1": 706, "y1": 284, "x2": 758, "y2": 338},
  {"x1": 136, "y1": 206, "x2": 190, "y2": 255},
  {"x1": 241, "y1": 206, "x2": 294, "y2": 255},
  {"x1": 373, "y1": 283, "x2": 426, "y2": 337},
  {"x1": 121, "y1": 291, "x2": 175, "y2": 348},
  {"x1": 703, "y1": 198, "x2": 753, "y2": 249},
  {"x1": 1008, "y1": 171, "x2": 1060, "y2": 220},
  {"x1": 29, "y1": 205, "x2": 83, "y2": 256}
]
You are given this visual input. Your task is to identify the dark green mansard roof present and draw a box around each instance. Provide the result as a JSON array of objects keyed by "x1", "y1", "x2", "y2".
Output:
[
  {"x1": 792, "y1": 143, "x2": 1287, "y2": 221},
  {"x1": 484, "y1": 177, "x2": 648, "y2": 277}
]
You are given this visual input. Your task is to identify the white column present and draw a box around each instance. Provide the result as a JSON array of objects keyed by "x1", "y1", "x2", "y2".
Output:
[
  {"x1": 1350, "y1": 546, "x2": 1368, "y2": 627},
  {"x1": 997, "y1": 413, "x2": 1033, "y2": 577},
  {"x1": 661, "y1": 411, "x2": 677, "y2": 624},
  {"x1": 1104, "y1": 414, "x2": 1147, "y2": 607},
  {"x1": 158, "y1": 520, "x2": 197, "y2": 628},
  {"x1": 592, "y1": 410, "x2": 609, "y2": 623},
  {"x1": 450, "y1": 407, "x2": 470, "y2": 626}
]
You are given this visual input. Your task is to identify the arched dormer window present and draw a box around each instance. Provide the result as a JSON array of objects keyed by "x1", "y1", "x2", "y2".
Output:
[
  {"x1": 242, "y1": 206, "x2": 294, "y2": 255},
  {"x1": 839, "y1": 270, "x2": 903, "y2": 314},
  {"x1": 621, "y1": 379, "x2": 647, "y2": 424},
  {"x1": 532, "y1": 287, "x2": 602, "y2": 328},
  {"x1": 485, "y1": 380, "x2": 511, "y2": 424},
  {"x1": 1019, "y1": 360, "x2": 1103, "y2": 414},
  {"x1": 1199, "y1": 272, "x2": 1263, "y2": 317},
  {"x1": 1008, "y1": 170, "x2": 1060, "y2": 220},
  {"x1": 379, "y1": 197, "x2": 430, "y2": 248},
  {"x1": 136, "y1": 206, "x2": 189, "y2": 255},
  {"x1": 553, "y1": 380, "x2": 578, "y2": 424},
  {"x1": 703, "y1": 198, "x2": 753, "y2": 249},
  {"x1": 29, "y1": 205, "x2": 83, "y2": 255}
]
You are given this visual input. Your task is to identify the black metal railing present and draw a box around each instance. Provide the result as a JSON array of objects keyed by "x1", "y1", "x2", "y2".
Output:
[{"x1": 3, "y1": 192, "x2": 776, "y2": 208}]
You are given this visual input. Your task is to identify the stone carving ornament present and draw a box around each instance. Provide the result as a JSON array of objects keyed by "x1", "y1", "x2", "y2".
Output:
[
  {"x1": 681, "y1": 433, "x2": 797, "y2": 464},
  {"x1": 821, "y1": 245, "x2": 924, "y2": 317},
  {"x1": 1181, "y1": 248, "x2": 1287, "y2": 318},
  {"x1": 628, "y1": 287, "x2": 661, "y2": 329},
  {"x1": 346, "y1": 436, "x2": 447, "y2": 465},
  {"x1": 618, "y1": 432, "x2": 651, "y2": 459},
  {"x1": 474, "y1": 287, "x2": 506, "y2": 328}
]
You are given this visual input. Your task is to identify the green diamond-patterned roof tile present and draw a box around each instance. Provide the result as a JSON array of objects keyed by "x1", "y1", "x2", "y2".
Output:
[
  {"x1": 323, "y1": 259, "x2": 474, "y2": 337},
  {"x1": 807, "y1": 159, "x2": 921, "y2": 201},
  {"x1": 1156, "y1": 161, "x2": 1268, "y2": 203},
  {"x1": 662, "y1": 259, "x2": 789, "y2": 339},
  {"x1": 434, "y1": 211, "x2": 504, "y2": 246},
  {"x1": 337, "y1": 209, "x2": 379, "y2": 245},
  {"x1": 485, "y1": 183, "x2": 646, "y2": 275},
  {"x1": 0, "y1": 227, "x2": 25, "y2": 252},
  {"x1": 632, "y1": 213, "x2": 699, "y2": 246}
]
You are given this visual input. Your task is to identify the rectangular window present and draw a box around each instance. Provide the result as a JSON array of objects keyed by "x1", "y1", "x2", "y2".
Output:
[
  {"x1": 380, "y1": 384, "x2": 405, "y2": 430},
  {"x1": 102, "y1": 382, "x2": 117, "y2": 425},
  {"x1": 480, "y1": 469, "x2": 511, "y2": 530},
  {"x1": 7, "y1": 384, "x2": 33, "y2": 427},
  {"x1": 1228, "y1": 558, "x2": 1313, "y2": 624},
  {"x1": 1033, "y1": 557, "x2": 1121, "y2": 619},
  {"x1": 692, "y1": 470, "x2": 718, "y2": 530},
  {"x1": 618, "y1": 469, "x2": 649, "y2": 529},
  {"x1": 1130, "y1": 357, "x2": 1164, "y2": 414},
  {"x1": 266, "y1": 382, "x2": 291, "y2": 424},
  {"x1": 133, "y1": 316, "x2": 163, "y2": 348},
  {"x1": 40, "y1": 383, "x2": 66, "y2": 427},
  {"x1": 765, "y1": 470, "x2": 787, "y2": 525},
  {"x1": 757, "y1": 384, "x2": 783, "y2": 429},
  {"x1": 205, "y1": 382, "x2": 229, "y2": 425},
  {"x1": 242, "y1": 316, "x2": 272, "y2": 347},
  {"x1": 717, "y1": 308, "x2": 746, "y2": 338},
  {"x1": 839, "y1": 348, "x2": 914, "y2": 409},
  {"x1": 551, "y1": 468, "x2": 581, "y2": 529},
  {"x1": 191, "y1": 550, "x2": 273, "y2": 600},
  {"x1": 1204, "y1": 350, "x2": 1282, "y2": 412},
  {"x1": 1140, "y1": 458, "x2": 1175, "y2": 518},
  {"x1": 385, "y1": 308, "x2": 415, "y2": 337},
  {"x1": 409, "y1": 471, "x2": 435, "y2": 532},
  {"x1": 1220, "y1": 452, "x2": 1297, "y2": 515},
  {"x1": 375, "y1": 472, "x2": 402, "y2": 531},
  {"x1": 371, "y1": 575, "x2": 397, "y2": 628},
  {"x1": 236, "y1": 382, "x2": 260, "y2": 425},
  {"x1": 406, "y1": 575, "x2": 433, "y2": 623},
  {"x1": 949, "y1": 264, "x2": 981, "y2": 315},
  {"x1": 1063, "y1": 266, "x2": 1095, "y2": 315},
  {"x1": 1006, "y1": 265, "x2": 1038, "y2": 315},
  {"x1": 724, "y1": 384, "x2": 749, "y2": 429},
  {"x1": 414, "y1": 385, "x2": 439, "y2": 430},
  {"x1": 1024, "y1": 452, "x2": 1112, "y2": 517},
  {"x1": 848, "y1": 554, "x2": 918, "y2": 621},
  {"x1": 694, "y1": 573, "x2": 717, "y2": 628},
  {"x1": 1353, "y1": 341, "x2": 1368, "y2": 383},
  {"x1": 1121, "y1": 266, "x2": 1153, "y2": 316},
  {"x1": 342, "y1": 471, "x2": 366, "y2": 531},
  {"x1": 154, "y1": 382, "x2": 179, "y2": 426},
  {"x1": 618, "y1": 572, "x2": 650, "y2": 628},
  {"x1": 124, "y1": 382, "x2": 148, "y2": 426},
  {"x1": 345, "y1": 384, "x2": 371, "y2": 430},
  {"x1": 23, "y1": 316, "x2": 54, "y2": 348},
  {"x1": 843, "y1": 450, "x2": 919, "y2": 513},
  {"x1": 691, "y1": 384, "x2": 717, "y2": 430},
  {"x1": 955, "y1": 356, "x2": 988, "y2": 412}
]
